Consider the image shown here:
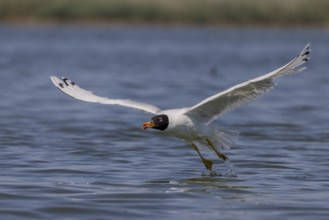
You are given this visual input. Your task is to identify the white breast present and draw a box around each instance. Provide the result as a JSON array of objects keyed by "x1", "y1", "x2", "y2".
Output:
[{"x1": 160, "y1": 108, "x2": 206, "y2": 141}]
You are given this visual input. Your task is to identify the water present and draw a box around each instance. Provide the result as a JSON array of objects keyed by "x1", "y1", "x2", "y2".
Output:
[{"x1": 0, "y1": 25, "x2": 328, "y2": 219}]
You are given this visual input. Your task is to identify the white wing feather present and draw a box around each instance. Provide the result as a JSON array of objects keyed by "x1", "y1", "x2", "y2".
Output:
[
  {"x1": 185, "y1": 43, "x2": 311, "y2": 124},
  {"x1": 50, "y1": 76, "x2": 161, "y2": 115}
]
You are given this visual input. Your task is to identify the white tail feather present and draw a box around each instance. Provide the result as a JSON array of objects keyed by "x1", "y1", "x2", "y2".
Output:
[
  {"x1": 210, "y1": 128, "x2": 240, "y2": 150},
  {"x1": 192, "y1": 128, "x2": 239, "y2": 152}
]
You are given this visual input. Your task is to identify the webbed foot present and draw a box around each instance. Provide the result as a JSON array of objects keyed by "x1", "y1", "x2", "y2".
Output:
[{"x1": 202, "y1": 158, "x2": 214, "y2": 170}]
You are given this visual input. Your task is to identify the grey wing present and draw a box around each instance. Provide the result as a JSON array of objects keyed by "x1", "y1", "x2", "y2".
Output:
[
  {"x1": 184, "y1": 43, "x2": 311, "y2": 124},
  {"x1": 50, "y1": 76, "x2": 162, "y2": 115}
]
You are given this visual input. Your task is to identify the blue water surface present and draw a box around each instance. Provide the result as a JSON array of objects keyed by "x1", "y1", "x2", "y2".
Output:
[{"x1": 0, "y1": 25, "x2": 328, "y2": 220}]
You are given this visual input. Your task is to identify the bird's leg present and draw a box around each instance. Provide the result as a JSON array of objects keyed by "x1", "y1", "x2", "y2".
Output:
[
  {"x1": 192, "y1": 143, "x2": 213, "y2": 171},
  {"x1": 207, "y1": 139, "x2": 237, "y2": 176},
  {"x1": 206, "y1": 139, "x2": 228, "y2": 161}
]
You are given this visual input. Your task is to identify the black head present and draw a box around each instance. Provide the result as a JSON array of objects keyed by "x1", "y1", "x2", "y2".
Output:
[{"x1": 143, "y1": 114, "x2": 169, "y2": 131}]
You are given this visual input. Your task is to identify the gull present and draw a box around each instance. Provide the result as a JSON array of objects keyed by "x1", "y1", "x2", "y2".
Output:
[{"x1": 50, "y1": 44, "x2": 310, "y2": 172}]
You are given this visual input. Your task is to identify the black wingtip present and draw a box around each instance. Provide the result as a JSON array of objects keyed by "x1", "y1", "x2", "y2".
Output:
[
  {"x1": 62, "y1": 78, "x2": 69, "y2": 86},
  {"x1": 60, "y1": 77, "x2": 76, "y2": 86},
  {"x1": 301, "y1": 43, "x2": 311, "y2": 62}
]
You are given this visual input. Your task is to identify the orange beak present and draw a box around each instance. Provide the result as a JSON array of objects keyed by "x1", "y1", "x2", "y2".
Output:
[{"x1": 143, "y1": 121, "x2": 156, "y2": 129}]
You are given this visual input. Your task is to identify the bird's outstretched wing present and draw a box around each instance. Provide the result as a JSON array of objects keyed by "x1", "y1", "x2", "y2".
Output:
[
  {"x1": 50, "y1": 76, "x2": 161, "y2": 114},
  {"x1": 184, "y1": 43, "x2": 311, "y2": 124}
]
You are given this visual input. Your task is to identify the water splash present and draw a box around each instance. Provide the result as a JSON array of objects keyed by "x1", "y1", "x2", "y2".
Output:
[
  {"x1": 202, "y1": 169, "x2": 221, "y2": 177},
  {"x1": 201, "y1": 159, "x2": 237, "y2": 177},
  {"x1": 224, "y1": 159, "x2": 237, "y2": 177}
]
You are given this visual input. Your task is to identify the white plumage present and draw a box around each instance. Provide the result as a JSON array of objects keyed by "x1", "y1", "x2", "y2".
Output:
[{"x1": 50, "y1": 43, "x2": 311, "y2": 172}]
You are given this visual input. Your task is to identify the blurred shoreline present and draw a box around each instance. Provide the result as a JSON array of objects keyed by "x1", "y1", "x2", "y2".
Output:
[{"x1": 0, "y1": 0, "x2": 328, "y2": 28}]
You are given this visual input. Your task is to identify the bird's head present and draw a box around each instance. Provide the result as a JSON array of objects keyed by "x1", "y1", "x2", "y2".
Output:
[{"x1": 143, "y1": 114, "x2": 169, "y2": 131}]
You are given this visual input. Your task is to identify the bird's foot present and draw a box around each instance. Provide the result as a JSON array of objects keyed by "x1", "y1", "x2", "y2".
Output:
[
  {"x1": 216, "y1": 152, "x2": 228, "y2": 161},
  {"x1": 202, "y1": 158, "x2": 214, "y2": 171}
]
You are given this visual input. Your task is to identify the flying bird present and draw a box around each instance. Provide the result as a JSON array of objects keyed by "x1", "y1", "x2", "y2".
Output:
[{"x1": 50, "y1": 44, "x2": 311, "y2": 172}]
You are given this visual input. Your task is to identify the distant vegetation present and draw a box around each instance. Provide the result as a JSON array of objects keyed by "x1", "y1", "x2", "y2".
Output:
[{"x1": 0, "y1": 0, "x2": 329, "y2": 27}]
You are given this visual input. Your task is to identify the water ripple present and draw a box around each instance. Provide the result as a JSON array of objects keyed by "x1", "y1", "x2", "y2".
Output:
[{"x1": 0, "y1": 26, "x2": 328, "y2": 220}]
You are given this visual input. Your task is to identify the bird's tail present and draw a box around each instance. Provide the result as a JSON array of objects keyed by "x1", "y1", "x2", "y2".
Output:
[{"x1": 210, "y1": 128, "x2": 239, "y2": 150}]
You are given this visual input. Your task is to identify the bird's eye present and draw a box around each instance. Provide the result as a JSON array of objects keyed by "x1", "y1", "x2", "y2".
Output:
[{"x1": 158, "y1": 118, "x2": 163, "y2": 123}]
